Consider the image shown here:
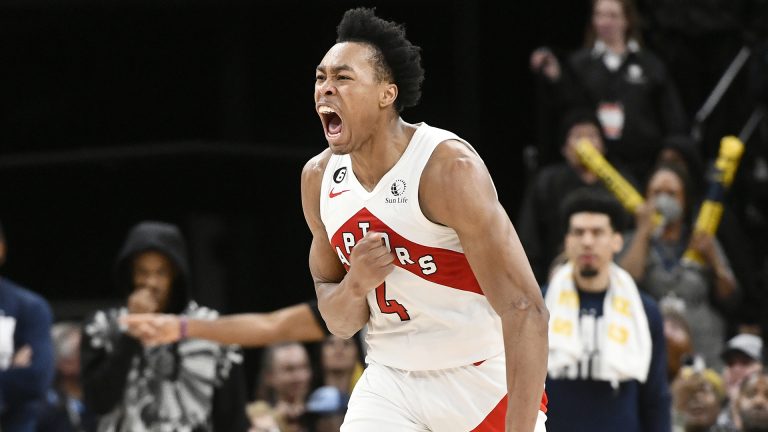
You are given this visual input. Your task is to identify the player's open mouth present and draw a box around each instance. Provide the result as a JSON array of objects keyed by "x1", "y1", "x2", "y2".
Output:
[{"x1": 319, "y1": 105, "x2": 343, "y2": 139}]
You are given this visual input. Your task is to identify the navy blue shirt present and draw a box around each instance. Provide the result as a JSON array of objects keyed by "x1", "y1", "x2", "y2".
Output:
[
  {"x1": 543, "y1": 287, "x2": 671, "y2": 432},
  {"x1": 0, "y1": 277, "x2": 54, "y2": 432}
]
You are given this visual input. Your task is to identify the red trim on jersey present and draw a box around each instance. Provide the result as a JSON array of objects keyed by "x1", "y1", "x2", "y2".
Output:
[
  {"x1": 470, "y1": 392, "x2": 548, "y2": 431},
  {"x1": 330, "y1": 208, "x2": 483, "y2": 295}
]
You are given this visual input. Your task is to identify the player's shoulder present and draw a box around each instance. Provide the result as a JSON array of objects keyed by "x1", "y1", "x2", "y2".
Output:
[
  {"x1": 302, "y1": 148, "x2": 333, "y2": 184},
  {"x1": 429, "y1": 137, "x2": 482, "y2": 166},
  {"x1": 424, "y1": 139, "x2": 486, "y2": 186},
  {"x1": 420, "y1": 138, "x2": 495, "y2": 226}
]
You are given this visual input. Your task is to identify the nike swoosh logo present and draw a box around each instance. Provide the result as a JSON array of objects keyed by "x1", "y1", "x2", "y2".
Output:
[{"x1": 329, "y1": 188, "x2": 351, "y2": 198}]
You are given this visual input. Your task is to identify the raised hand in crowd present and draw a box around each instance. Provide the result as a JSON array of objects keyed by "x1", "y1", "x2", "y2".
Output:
[
  {"x1": 530, "y1": 47, "x2": 561, "y2": 81},
  {"x1": 127, "y1": 287, "x2": 162, "y2": 314}
]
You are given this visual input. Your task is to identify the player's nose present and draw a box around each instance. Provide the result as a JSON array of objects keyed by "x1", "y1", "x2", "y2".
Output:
[{"x1": 317, "y1": 80, "x2": 337, "y2": 96}]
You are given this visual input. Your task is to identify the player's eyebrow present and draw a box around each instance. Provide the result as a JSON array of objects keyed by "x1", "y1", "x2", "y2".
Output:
[{"x1": 316, "y1": 64, "x2": 355, "y2": 74}]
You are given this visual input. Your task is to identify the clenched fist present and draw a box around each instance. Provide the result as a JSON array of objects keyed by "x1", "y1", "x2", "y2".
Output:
[{"x1": 346, "y1": 231, "x2": 394, "y2": 296}]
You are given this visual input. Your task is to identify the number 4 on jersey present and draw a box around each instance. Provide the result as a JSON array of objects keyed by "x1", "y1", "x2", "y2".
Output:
[{"x1": 375, "y1": 283, "x2": 410, "y2": 321}]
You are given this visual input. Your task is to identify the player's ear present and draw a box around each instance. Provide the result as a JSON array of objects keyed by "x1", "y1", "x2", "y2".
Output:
[{"x1": 379, "y1": 83, "x2": 398, "y2": 108}]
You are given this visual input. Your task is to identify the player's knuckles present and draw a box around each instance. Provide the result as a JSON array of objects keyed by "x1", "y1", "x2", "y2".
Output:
[
  {"x1": 373, "y1": 262, "x2": 393, "y2": 275},
  {"x1": 372, "y1": 254, "x2": 394, "y2": 267},
  {"x1": 356, "y1": 249, "x2": 385, "y2": 264},
  {"x1": 362, "y1": 231, "x2": 383, "y2": 239},
  {"x1": 349, "y1": 245, "x2": 374, "y2": 259},
  {"x1": 356, "y1": 234, "x2": 379, "y2": 246},
  {"x1": 354, "y1": 248, "x2": 378, "y2": 261}
]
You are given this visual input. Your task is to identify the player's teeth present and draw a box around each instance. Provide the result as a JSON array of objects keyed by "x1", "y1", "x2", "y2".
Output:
[{"x1": 319, "y1": 106, "x2": 335, "y2": 114}]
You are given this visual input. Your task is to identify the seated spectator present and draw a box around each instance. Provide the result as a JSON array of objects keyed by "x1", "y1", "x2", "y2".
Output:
[
  {"x1": 256, "y1": 342, "x2": 312, "y2": 432},
  {"x1": 302, "y1": 386, "x2": 348, "y2": 432},
  {"x1": 81, "y1": 221, "x2": 249, "y2": 431},
  {"x1": 671, "y1": 364, "x2": 726, "y2": 432},
  {"x1": 656, "y1": 135, "x2": 705, "y2": 196},
  {"x1": 517, "y1": 107, "x2": 637, "y2": 284},
  {"x1": 734, "y1": 371, "x2": 768, "y2": 432},
  {"x1": 664, "y1": 307, "x2": 695, "y2": 382},
  {"x1": 544, "y1": 188, "x2": 670, "y2": 431},
  {"x1": 656, "y1": 136, "x2": 759, "y2": 336},
  {"x1": 619, "y1": 163, "x2": 740, "y2": 369},
  {"x1": 717, "y1": 334, "x2": 764, "y2": 430},
  {"x1": 37, "y1": 321, "x2": 95, "y2": 432},
  {"x1": 320, "y1": 334, "x2": 362, "y2": 397},
  {"x1": 530, "y1": 0, "x2": 687, "y2": 181},
  {"x1": 245, "y1": 400, "x2": 280, "y2": 432}
]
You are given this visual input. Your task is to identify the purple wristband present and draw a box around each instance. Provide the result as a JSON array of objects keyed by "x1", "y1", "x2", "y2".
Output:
[{"x1": 179, "y1": 316, "x2": 188, "y2": 340}]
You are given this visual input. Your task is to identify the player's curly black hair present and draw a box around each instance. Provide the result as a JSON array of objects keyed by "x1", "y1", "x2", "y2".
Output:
[{"x1": 336, "y1": 7, "x2": 424, "y2": 112}]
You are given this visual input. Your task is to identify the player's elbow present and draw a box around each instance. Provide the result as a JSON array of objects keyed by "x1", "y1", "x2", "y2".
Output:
[
  {"x1": 523, "y1": 298, "x2": 549, "y2": 330},
  {"x1": 324, "y1": 315, "x2": 364, "y2": 340},
  {"x1": 323, "y1": 315, "x2": 364, "y2": 340},
  {"x1": 316, "y1": 297, "x2": 366, "y2": 339},
  {"x1": 502, "y1": 295, "x2": 549, "y2": 332},
  {"x1": 328, "y1": 327, "x2": 357, "y2": 340}
]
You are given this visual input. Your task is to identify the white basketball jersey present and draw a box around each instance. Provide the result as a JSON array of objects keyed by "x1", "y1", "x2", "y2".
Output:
[{"x1": 319, "y1": 123, "x2": 504, "y2": 371}]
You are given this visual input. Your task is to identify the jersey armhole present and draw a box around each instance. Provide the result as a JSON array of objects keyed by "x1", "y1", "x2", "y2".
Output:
[{"x1": 410, "y1": 138, "x2": 495, "y2": 238}]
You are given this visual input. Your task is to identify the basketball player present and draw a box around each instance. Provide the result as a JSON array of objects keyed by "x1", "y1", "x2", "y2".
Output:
[{"x1": 302, "y1": 8, "x2": 548, "y2": 432}]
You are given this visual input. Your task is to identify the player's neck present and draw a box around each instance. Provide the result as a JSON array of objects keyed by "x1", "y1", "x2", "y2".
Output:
[{"x1": 350, "y1": 117, "x2": 415, "y2": 191}]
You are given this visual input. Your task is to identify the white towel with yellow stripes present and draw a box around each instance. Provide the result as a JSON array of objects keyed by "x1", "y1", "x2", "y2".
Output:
[{"x1": 545, "y1": 262, "x2": 652, "y2": 387}]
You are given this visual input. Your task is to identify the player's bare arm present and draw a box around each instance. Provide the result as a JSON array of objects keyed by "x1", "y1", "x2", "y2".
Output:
[
  {"x1": 301, "y1": 150, "x2": 388, "y2": 339},
  {"x1": 122, "y1": 303, "x2": 325, "y2": 347},
  {"x1": 420, "y1": 140, "x2": 549, "y2": 432}
]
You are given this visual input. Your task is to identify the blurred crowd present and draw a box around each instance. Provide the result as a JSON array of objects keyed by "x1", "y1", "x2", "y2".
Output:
[
  {"x1": 522, "y1": 0, "x2": 767, "y2": 430},
  {"x1": 1, "y1": 0, "x2": 768, "y2": 430},
  {"x1": 0, "y1": 220, "x2": 362, "y2": 432}
]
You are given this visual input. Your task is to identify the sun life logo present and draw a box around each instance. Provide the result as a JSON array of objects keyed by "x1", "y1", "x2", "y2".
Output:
[{"x1": 386, "y1": 179, "x2": 408, "y2": 204}]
